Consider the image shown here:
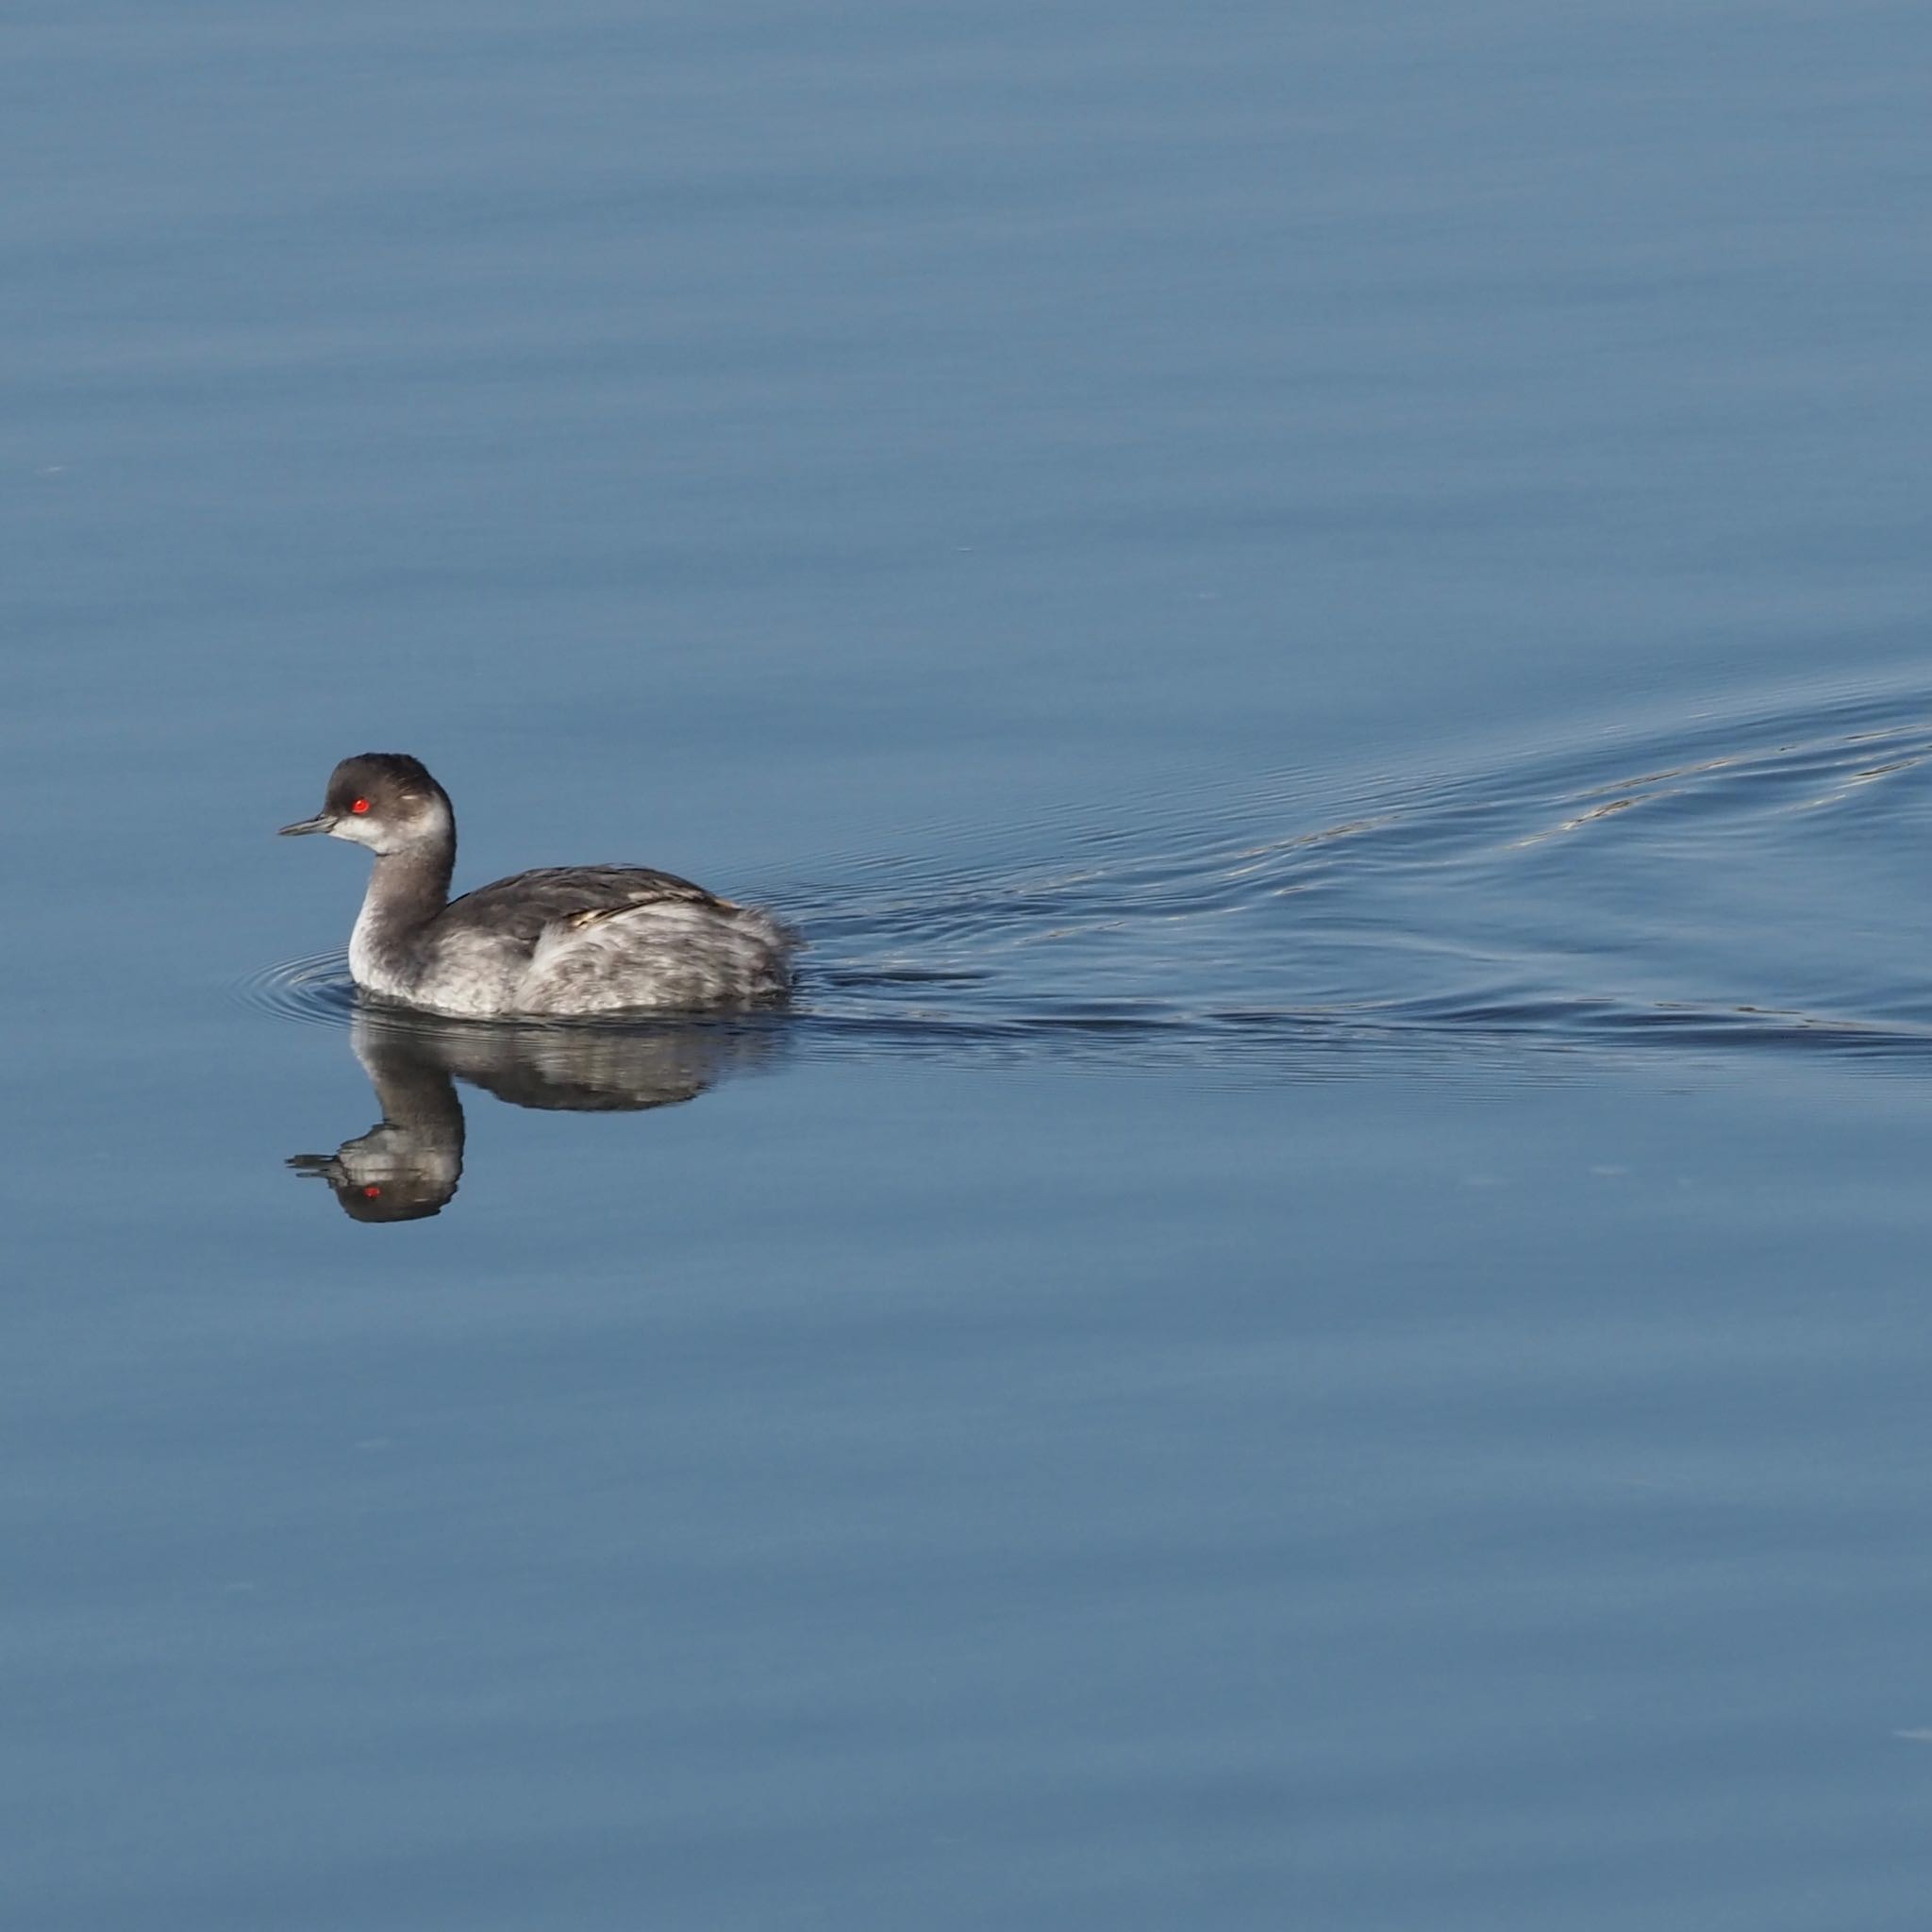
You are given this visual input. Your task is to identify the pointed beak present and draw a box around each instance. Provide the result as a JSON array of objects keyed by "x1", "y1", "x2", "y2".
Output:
[{"x1": 279, "y1": 812, "x2": 336, "y2": 837}]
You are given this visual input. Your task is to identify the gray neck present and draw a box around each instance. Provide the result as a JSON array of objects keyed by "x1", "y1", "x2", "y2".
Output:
[
  {"x1": 350, "y1": 838, "x2": 456, "y2": 997},
  {"x1": 362, "y1": 841, "x2": 455, "y2": 937}
]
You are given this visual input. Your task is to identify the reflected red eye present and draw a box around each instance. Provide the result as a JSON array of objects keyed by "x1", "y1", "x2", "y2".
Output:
[{"x1": 351, "y1": 798, "x2": 371, "y2": 814}]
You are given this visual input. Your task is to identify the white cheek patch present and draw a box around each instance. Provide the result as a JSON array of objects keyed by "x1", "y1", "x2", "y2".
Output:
[{"x1": 329, "y1": 797, "x2": 452, "y2": 855}]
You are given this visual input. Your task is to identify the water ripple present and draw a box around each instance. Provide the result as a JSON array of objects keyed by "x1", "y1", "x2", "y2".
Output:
[{"x1": 235, "y1": 950, "x2": 359, "y2": 1028}]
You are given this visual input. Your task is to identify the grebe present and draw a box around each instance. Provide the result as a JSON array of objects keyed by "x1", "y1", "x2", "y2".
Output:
[{"x1": 280, "y1": 753, "x2": 795, "y2": 1018}]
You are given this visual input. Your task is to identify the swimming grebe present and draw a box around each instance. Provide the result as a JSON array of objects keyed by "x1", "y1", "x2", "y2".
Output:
[{"x1": 280, "y1": 753, "x2": 795, "y2": 1018}]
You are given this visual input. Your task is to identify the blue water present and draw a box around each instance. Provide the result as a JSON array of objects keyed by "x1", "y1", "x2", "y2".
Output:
[{"x1": 8, "y1": 3, "x2": 1932, "y2": 1926}]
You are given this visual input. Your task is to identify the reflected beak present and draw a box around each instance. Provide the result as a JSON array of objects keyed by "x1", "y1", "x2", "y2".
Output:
[{"x1": 278, "y1": 812, "x2": 336, "y2": 837}]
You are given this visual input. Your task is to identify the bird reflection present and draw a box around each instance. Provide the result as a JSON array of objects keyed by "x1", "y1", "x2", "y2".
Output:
[{"x1": 289, "y1": 1005, "x2": 782, "y2": 1222}]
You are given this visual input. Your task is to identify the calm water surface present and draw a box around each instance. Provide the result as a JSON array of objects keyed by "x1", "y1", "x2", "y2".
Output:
[{"x1": 7, "y1": 3, "x2": 1932, "y2": 1927}]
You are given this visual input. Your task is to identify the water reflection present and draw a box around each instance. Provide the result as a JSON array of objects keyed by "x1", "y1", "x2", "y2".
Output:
[{"x1": 290, "y1": 1007, "x2": 783, "y2": 1222}]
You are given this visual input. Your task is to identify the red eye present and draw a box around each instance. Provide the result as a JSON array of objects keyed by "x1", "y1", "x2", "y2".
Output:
[
  {"x1": 351, "y1": 798, "x2": 371, "y2": 814},
  {"x1": 363, "y1": 1185, "x2": 382, "y2": 1198}
]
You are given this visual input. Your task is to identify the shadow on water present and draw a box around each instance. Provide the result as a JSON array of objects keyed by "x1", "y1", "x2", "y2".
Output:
[
  {"x1": 254, "y1": 674, "x2": 1932, "y2": 1217},
  {"x1": 286, "y1": 1006, "x2": 785, "y2": 1221}
]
